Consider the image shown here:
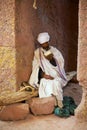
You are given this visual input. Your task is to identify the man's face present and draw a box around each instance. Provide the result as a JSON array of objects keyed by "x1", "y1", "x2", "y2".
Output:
[{"x1": 41, "y1": 42, "x2": 50, "y2": 51}]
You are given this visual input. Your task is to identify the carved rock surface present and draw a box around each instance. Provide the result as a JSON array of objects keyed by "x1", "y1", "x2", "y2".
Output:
[
  {"x1": 29, "y1": 97, "x2": 55, "y2": 115},
  {"x1": 0, "y1": 103, "x2": 29, "y2": 121}
]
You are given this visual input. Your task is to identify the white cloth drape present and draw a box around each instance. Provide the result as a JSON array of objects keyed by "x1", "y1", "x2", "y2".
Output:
[{"x1": 29, "y1": 46, "x2": 67, "y2": 101}]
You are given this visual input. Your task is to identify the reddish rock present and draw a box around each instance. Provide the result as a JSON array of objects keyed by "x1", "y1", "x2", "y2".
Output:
[
  {"x1": 29, "y1": 97, "x2": 55, "y2": 115},
  {"x1": 0, "y1": 103, "x2": 29, "y2": 121},
  {"x1": 76, "y1": 0, "x2": 87, "y2": 122}
]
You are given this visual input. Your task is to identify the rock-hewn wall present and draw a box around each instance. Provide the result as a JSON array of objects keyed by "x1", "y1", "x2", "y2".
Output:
[
  {"x1": 15, "y1": 0, "x2": 34, "y2": 89},
  {"x1": 0, "y1": 0, "x2": 16, "y2": 92},
  {"x1": 77, "y1": 0, "x2": 87, "y2": 86},
  {"x1": 76, "y1": 0, "x2": 87, "y2": 121}
]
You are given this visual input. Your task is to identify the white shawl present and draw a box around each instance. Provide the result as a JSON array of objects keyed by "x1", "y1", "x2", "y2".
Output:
[{"x1": 29, "y1": 46, "x2": 67, "y2": 88}]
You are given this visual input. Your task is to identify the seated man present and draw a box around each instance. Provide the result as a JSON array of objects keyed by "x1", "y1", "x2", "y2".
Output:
[{"x1": 29, "y1": 32, "x2": 68, "y2": 108}]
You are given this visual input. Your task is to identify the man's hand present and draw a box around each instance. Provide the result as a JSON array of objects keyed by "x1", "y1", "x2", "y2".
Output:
[{"x1": 43, "y1": 74, "x2": 54, "y2": 80}]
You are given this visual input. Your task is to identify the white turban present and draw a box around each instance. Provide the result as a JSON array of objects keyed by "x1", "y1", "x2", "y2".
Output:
[{"x1": 37, "y1": 32, "x2": 50, "y2": 44}]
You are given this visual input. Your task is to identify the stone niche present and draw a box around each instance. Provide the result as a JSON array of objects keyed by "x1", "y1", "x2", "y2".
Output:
[
  {"x1": 16, "y1": 0, "x2": 79, "y2": 90},
  {"x1": 0, "y1": 1, "x2": 79, "y2": 91}
]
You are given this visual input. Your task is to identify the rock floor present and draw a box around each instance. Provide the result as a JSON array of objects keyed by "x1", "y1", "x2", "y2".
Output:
[{"x1": 0, "y1": 114, "x2": 87, "y2": 130}]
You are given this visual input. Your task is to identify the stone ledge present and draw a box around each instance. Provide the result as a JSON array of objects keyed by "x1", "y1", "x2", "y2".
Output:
[
  {"x1": 29, "y1": 96, "x2": 55, "y2": 116},
  {"x1": 0, "y1": 103, "x2": 29, "y2": 121}
]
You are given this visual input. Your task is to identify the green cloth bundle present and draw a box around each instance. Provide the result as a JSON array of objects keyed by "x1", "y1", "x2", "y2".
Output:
[{"x1": 54, "y1": 96, "x2": 77, "y2": 117}]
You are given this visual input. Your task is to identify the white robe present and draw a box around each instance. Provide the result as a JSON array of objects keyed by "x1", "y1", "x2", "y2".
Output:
[{"x1": 29, "y1": 46, "x2": 67, "y2": 101}]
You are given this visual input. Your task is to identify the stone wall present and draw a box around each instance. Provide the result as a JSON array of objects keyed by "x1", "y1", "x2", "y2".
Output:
[
  {"x1": 76, "y1": 0, "x2": 87, "y2": 121},
  {"x1": 15, "y1": 0, "x2": 34, "y2": 89},
  {"x1": 77, "y1": 0, "x2": 87, "y2": 86},
  {"x1": 0, "y1": 0, "x2": 16, "y2": 92}
]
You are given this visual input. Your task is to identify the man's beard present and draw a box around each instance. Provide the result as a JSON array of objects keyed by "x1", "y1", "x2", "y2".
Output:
[{"x1": 43, "y1": 46, "x2": 50, "y2": 51}]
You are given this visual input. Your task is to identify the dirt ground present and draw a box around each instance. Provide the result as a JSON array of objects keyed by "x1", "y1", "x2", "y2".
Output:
[{"x1": 1, "y1": 83, "x2": 87, "y2": 130}]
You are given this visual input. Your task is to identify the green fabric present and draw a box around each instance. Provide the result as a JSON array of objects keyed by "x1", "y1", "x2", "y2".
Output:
[
  {"x1": 54, "y1": 107, "x2": 70, "y2": 117},
  {"x1": 54, "y1": 96, "x2": 77, "y2": 117}
]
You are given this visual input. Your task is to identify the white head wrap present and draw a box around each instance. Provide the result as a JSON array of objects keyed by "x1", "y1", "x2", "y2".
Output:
[{"x1": 37, "y1": 32, "x2": 50, "y2": 44}]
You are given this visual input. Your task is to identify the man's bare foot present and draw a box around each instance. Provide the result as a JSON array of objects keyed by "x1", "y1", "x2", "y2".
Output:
[{"x1": 57, "y1": 100, "x2": 63, "y2": 108}]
